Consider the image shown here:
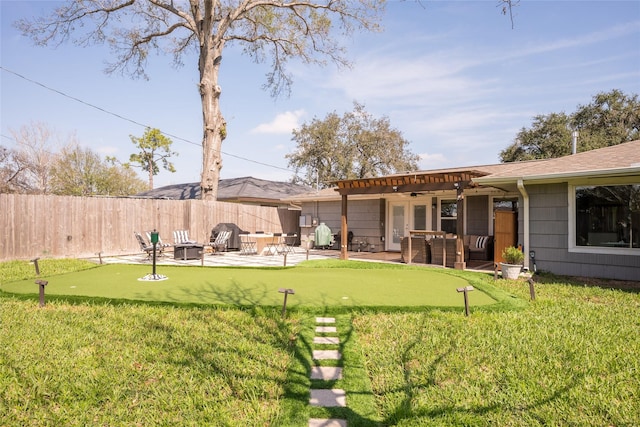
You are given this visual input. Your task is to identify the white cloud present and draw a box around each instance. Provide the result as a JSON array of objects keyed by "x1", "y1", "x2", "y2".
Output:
[
  {"x1": 418, "y1": 152, "x2": 447, "y2": 170},
  {"x1": 252, "y1": 110, "x2": 306, "y2": 134}
]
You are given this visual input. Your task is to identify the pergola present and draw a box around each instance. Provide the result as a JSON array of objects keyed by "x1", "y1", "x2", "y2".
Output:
[{"x1": 331, "y1": 170, "x2": 490, "y2": 268}]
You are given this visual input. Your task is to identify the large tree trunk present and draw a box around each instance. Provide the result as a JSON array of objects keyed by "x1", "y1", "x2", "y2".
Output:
[
  {"x1": 199, "y1": 29, "x2": 225, "y2": 201},
  {"x1": 148, "y1": 161, "x2": 153, "y2": 190},
  {"x1": 199, "y1": 0, "x2": 226, "y2": 200}
]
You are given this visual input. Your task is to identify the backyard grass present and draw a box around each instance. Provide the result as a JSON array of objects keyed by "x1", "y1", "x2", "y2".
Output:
[
  {"x1": 1, "y1": 258, "x2": 638, "y2": 426},
  {"x1": 352, "y1": 277, "x2": 640, "y2": 426}
]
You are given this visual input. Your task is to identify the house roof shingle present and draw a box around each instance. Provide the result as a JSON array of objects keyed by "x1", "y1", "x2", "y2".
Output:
[
  {"x1": 287, "y1": 140, "x2": 640, "y2": 200},
  {"x1": 135, "y1": 176, "x2": 311, "y2": 202},
  {"x1": 473, "y1": 139, "x2": 640, "y2": 183}
]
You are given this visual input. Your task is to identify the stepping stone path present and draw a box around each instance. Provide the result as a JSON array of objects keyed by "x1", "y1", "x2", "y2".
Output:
[{"x1": 309, "y1": 316, "x2": 347, "y2": 427}]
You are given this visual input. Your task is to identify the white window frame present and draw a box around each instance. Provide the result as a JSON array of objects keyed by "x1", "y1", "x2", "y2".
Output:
[
  {"x1": 568, "y1": 180, "x2": 640, "y2": 256},
  {"x1": 437, "y1": 197, "x2": 462, "y2": 234}
]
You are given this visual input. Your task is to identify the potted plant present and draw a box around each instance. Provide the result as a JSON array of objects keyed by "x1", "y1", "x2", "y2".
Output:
[{"x1": 501, "y1": 246, "x2": 524, "y2": 279}]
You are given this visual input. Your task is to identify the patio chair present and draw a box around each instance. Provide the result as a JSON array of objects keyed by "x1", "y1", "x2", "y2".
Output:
[
  {"x1": 134, "y1": 232, "x2": 154, "y2": 258},
  {"x1": 146, "y1": 231, "x2": 172, "y2": 255},
  {"x1": 210, "y1": 230, "x2": 231, "y2": 253},
  {"x1": 173, "y1": 229, "x2": 196, "y2": 245},
  {"x1": 282, "y1": 233, "x2": 297, "y2": 254},
  {"x1": 265, "y1": 233, "x2": 283, "y2": 255},
  {"x1": 239, "y1": 232, "x2": 257, "y2": 255}
]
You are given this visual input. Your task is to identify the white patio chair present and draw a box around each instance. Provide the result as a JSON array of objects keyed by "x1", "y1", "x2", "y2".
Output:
[
  {"x1": 173, "y1": 229, "x2": 196, "y2": 245},
  {"x1": 211, "y1": 230, "x2": 231, "y2": 253}
]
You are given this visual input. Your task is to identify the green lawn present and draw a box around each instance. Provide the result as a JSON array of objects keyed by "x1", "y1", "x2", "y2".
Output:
[
  {"x1": 1, "y1": 258, "x2": 638, "y2": 426},
  {"x1": 352, "y1": 278, "x2": 640, "y2": 426},
  {"x1": 1, "y1": 261, "x2": 498, "y2": 309}
]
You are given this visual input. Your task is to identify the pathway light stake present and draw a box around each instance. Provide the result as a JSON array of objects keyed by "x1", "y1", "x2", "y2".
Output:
[
  {"x1": 456, "y1": 285, "x2": 475, "y2": 317},
  {"x1": 529, "y1": 250, "x2": 537, "y2": 273},
  {"x1": 528, "y1": 277, "x2": 536, "y2": 301},
  {"x1": 35, "y1": 279, "x2": 48, "y2": 307},
  {"x1": 31, "y1": 257, "x2": 40, "y2": 276},
  {"x1": 278, "y1": 288, "x2": 295, "y2": 318},
  {"x1": 283, "y1": 252, "x2": 287, "y2": 267}
]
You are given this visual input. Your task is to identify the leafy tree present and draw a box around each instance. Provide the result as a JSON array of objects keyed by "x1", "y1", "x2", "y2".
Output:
[
  {"x1": 50, "y1": 144, "x2": 147, "y2": 196},
  {"x1": 128, "y1": 128, "x2": 177, "y2": 190},
  {"x1": 500, "y1": 112, "x2": 572, "y2": 162},
  {"x1": 287, "y1": 102, "x2": 419, "y2": 189},
  {"x1": 102, "y1": 158, "x2": 149, "y2": 196},
  {"x1": 500, "y1": 90, "x2": 640, "y2": 162},
  {"x1": 572, "y1": 89, "x2": 640, "y2": 150},
  {"x1": 16, "y1": 1, "x2": 387, "y2": 201}
]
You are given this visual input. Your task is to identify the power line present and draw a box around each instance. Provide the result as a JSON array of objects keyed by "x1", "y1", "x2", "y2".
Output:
[{"x1": 0, "y1": 66, "x2": 293, "y2": 173}]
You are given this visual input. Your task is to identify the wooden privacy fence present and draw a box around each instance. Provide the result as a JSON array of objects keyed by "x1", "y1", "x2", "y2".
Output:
[{"x1": 0, "y1": 194, "x2": 300, "y2": 261}]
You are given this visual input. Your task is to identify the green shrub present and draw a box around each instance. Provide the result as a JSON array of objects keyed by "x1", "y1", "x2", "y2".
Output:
[{"x1": 501, "y1": 245, "x2": 524, "y2": 264}]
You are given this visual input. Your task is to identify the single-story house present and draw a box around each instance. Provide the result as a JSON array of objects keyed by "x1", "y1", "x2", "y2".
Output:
[
  {"x1": 285, "y1": 140, "x2": 640, "y2": 281},
  {"x1": 135, "y1": 176, "x2": 311, "y2": 208}
]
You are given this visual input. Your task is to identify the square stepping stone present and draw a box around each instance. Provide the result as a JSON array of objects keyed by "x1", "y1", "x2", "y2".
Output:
[
  {"x1": 313, "y1": 350, "x2": 341, "y2": 360},
  {"x1": 316, "y1": 326, "x2": 337, "y2": 333},
  {"x1": 310, "y1": 389, "x2": 346, "y2": 407},
  {"x1": 313, "y1": 336, "x2": 340, "y2": 345},
  {"x1": 310, "y1": 366, "x2": 342, "y2": 380},
  {"x1": 309, "y1": 419, "x2": 347, "y2": 427},
  {"x1": 315, "y1": 317, "x2": 335, "y2": 324}
]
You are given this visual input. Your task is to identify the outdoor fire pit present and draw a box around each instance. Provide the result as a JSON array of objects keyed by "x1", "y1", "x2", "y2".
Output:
[{"x1": 174, "y1": 244, "x2": 204, "y2": 260}]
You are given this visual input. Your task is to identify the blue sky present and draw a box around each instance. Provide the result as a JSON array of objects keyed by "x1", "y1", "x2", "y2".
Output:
[{"x1": 2, "y1": 1, "x2": 639, "y2": 188}]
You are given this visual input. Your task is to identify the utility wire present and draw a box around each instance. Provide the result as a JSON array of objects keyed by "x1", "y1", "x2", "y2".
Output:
[{"x1": 0, "y1": 66, "x2": 293, "y2": 173}]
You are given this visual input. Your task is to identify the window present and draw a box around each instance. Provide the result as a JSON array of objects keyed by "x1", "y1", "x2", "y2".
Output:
[
  {"x1": 493, "y1": 198, "x2": 518, "y2": 212},
  {"x1": 413, "y1": 205, "x2": 427, "y2": 230},
  {"x1": 440, "y1": 199, "x2": 457, "y2": 235},
  {"x1": 575, "y1": 184, "x2": 640, "y2": 249}
]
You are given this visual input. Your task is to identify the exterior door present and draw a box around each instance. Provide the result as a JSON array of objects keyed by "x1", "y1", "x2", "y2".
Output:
[
  {"x1": 494, "y1": 210, "x2": 518, "y2": 263},
  {"x1": 387, "y1": 202, "x2": 408, "y2": 251}
]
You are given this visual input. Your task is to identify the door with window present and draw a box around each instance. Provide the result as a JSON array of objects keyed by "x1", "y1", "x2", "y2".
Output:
[{"x1": 386, "y1": 201, "x2": 430, "y2": 251}]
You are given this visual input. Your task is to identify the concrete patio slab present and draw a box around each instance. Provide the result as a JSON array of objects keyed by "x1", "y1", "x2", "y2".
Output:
[
  {"x1": 309, "y1": 419, "x2": 347, "y2": 427},
  {"x1": 310, "y1": 389, "x2": 346, "y2": 407},
  {"x1": 310, "y1": 366, "x2": 343, "y2": 380},
  {"x1": 313, "y1": 350, "x2": 341, "y2": 360}
]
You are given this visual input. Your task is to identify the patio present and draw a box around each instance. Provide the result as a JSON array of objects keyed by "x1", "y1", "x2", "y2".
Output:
[{"x1": 85, "y1": 248, "x2": 495, "y2": 272}]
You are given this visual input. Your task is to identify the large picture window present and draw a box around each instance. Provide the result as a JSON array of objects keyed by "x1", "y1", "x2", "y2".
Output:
[{"x1": 575, "y1": 184, "x2": 640, "y2": 249}]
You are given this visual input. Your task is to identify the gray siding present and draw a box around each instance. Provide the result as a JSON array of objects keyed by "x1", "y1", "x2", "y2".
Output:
[
  {"x1": 300, "y1": 199, "x2": 385, "y2": 250},
  {"x1": 527, "y1": 182, "x2": 640, "y2": 281},
  {"x1": 466, "y1": 195, "x2": 489, "y2": 235}
]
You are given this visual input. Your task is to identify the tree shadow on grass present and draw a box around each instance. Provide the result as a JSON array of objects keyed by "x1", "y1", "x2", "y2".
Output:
[{"x1": 378, "y1": 315, "x2": 585, "y2": 425}]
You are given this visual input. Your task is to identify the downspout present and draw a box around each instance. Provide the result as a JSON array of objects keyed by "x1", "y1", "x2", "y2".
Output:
[{"x1": 517, "y1": 179, "x2": 530, "y2": 271}]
